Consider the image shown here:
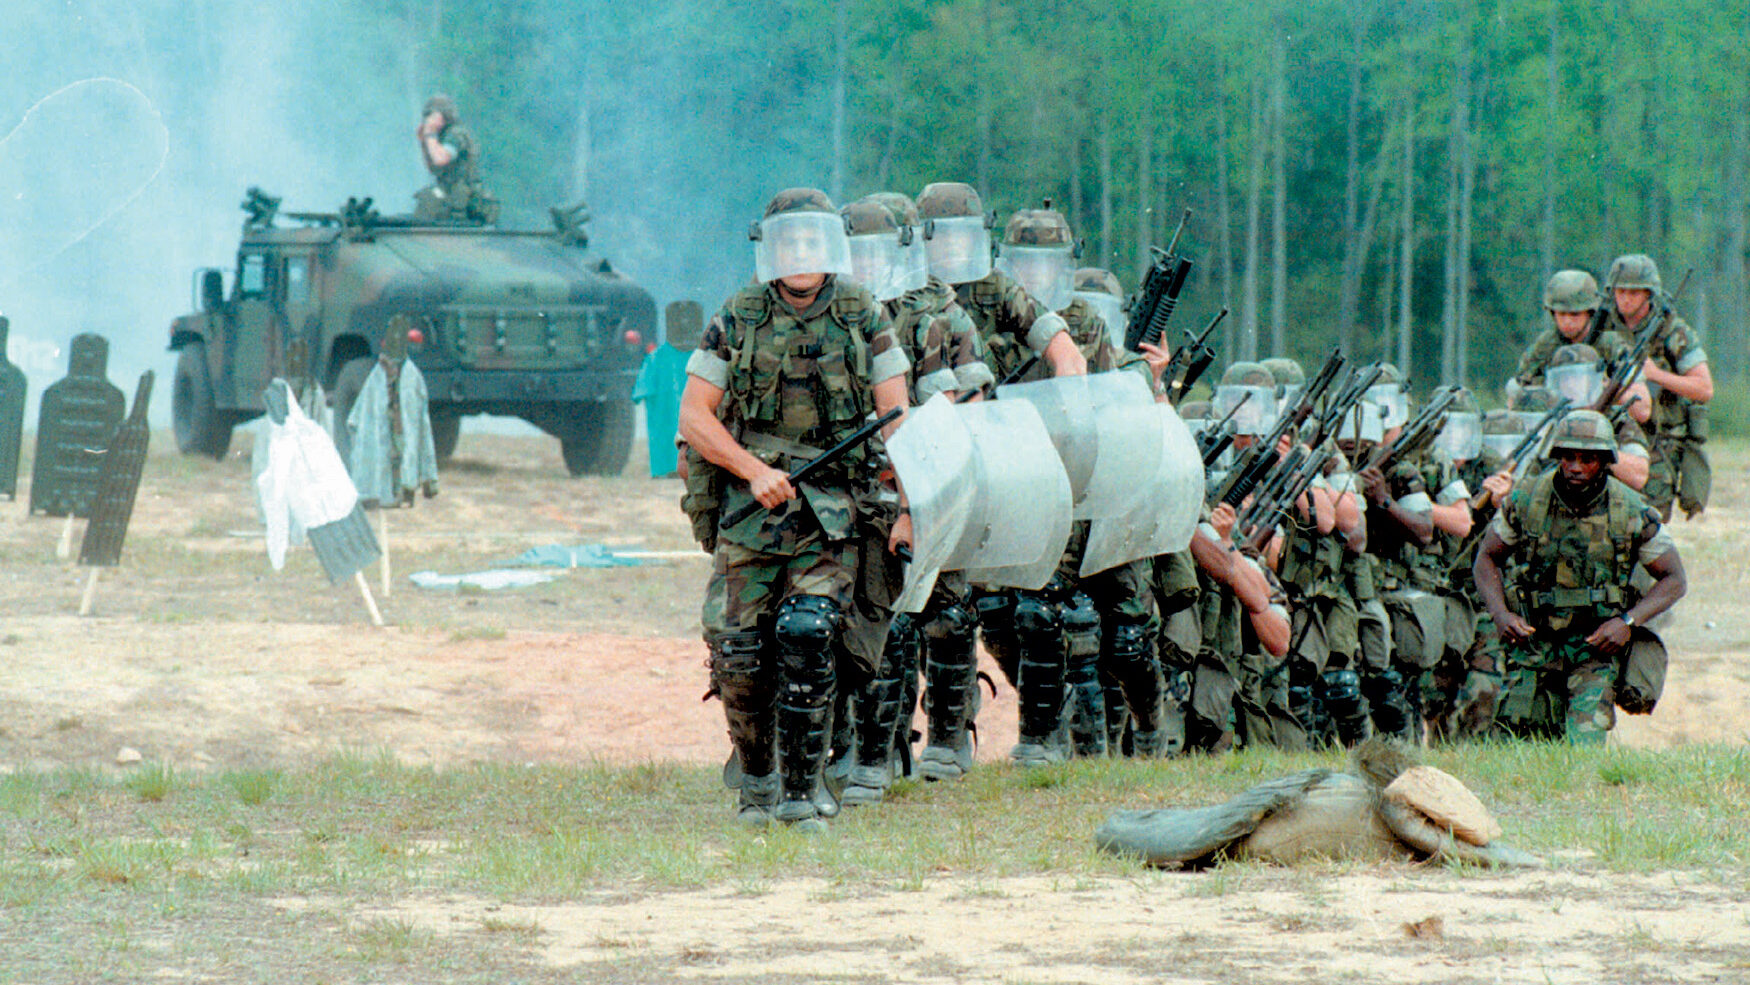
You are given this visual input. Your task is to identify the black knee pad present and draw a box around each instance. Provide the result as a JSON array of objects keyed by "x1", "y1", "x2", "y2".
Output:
[
  {"x1": 714, "y1": 630, "x2": 766, "y2": 686},
  {"x1": 884, "y1": 613, "x2": 922, "y2": 674},
  {"x1": 922, "y1": 600, "x2": 978, "y2": 645},
  {"x1": 1013, "y1": 592, "x2": 1062, "y2": 645},
  {"x1": 775, "y1": 595, "x2": 840, "y2": 694},
  {"x1": 1320, "y1": 669, "x2": 1366, "y2": 718},
  {"x1": 973, "y1": 590, "x2": 1015, "y2": 639},
  {"x1": 1104, "y1": 619, "x2": 1153, "y2": 666}
]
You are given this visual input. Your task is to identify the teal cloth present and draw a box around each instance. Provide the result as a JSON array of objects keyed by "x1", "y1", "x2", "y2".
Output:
[
  {"x1": 632, "y1": 344, "x2": 689, "y2": 477},
  {"x1": 503, "y1": 544, "x2": 647, "y2": 568}
]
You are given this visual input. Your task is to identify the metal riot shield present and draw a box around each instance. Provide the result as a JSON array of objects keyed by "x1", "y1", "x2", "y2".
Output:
[
  {"x1": 0, "y1": 317, "x2": 27, "y2": 498},
  {"x1": 30, "y1": 333, "x2": 124, "y2": 517},
  {"x1": 1080, "y1": 400, "x2": 1204, "y2": 577},
  {"x1": 998, "y1": 371, "x2": 1161, "y2": 520},
  {"x1": 79, "y1": 371, "x2": 153, "y2": 567},
  {"x1": 886, "y1": 394, "x2": 978, "y2": 613},
  {"x1": 948, "y1": 400, "x2": 1074, "y2": 591}
]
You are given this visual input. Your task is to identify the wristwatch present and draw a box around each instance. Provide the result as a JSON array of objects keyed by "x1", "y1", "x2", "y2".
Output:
[{"x1": 1620, "y1": 612, "x2": 1638, "y2": 628}]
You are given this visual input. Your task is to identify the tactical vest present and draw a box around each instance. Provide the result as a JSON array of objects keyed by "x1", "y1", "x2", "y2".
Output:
[
  {"x1": 724, "y1": 282, "x2": 874, "y2": 456},
  {"x1": 1278, "y1": 509, "x2": 1346, "y2": 601},
  {"x1": 1506, "y1": 470, "x2": 1644, "y2": 632},
  {"x1": 960, "y1": 277, "x2": 1033, "y2": 383},
  {"x1": 887, "y1": 283, "x2": 946, "y2": 402},
  {"x1": 1605, "y1": 309, "x2": 1694, "y2": 440}
]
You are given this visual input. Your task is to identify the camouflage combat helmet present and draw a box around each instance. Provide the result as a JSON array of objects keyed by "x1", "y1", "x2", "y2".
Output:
[
  {"x1": 1546, "y1": 409, "x2": 1618, "y2": 460},
  {"x1": 1261, "y1": 358, "x2": 1305, "y2": 388},
  {"x1": 422, "y1": 94, "x2": 459, "y2": 123},
  {"x1": 842, "y1": 197, "x2": 899, "y2": 237},
  {"x1": 1549, "y1": 343, "x2": 1602, "y2": 368},
  {"x1": 1507, "y1": 385, "x2": 1561, "y2": 414},
  {"x1": 1373, "y1": 362, "x2": 1404, "y2": 386},
  {"x1": 1606, "y1": 254, "x2": 1661, "y2": 292},
  {"x1": 916, "y1": 182, "x2": 986, "y2": 221},
  {"x1": 1481, "y1": 409, "x2": 1525, "y2": 436},
  {"x1": 1074, "y1": 267, "x2": 1123, "y2": 297},
  {"x1": 1001, "y1": 208, "x2": 1074, "y2": 248},
  {"x1": 1219, "y1": 361, "x2": 1275, "y2": 388},
  {"x1": 1178, "y1": 400, "x2": 1212, "y2": 421},
  {"x1": 1430, "y1": 384, "x2": 1480, "y2": 415},
  {"x1": 764, "y1": 187, "x2": 838, "y2": 219},
  {"x1": 1543, "y1": 269, "x2": 1600, "y2": 312},
  {"x1": 869, "y1": 191, "x2": 921, "y2": 227}
]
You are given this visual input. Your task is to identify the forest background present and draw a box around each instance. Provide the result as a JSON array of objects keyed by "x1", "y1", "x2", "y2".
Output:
[{"x1": 3, "y1": 0, "x2": 1748, "y2": 426}]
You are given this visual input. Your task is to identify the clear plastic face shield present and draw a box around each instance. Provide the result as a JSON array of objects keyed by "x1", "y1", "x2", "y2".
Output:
[
  {"x1": 1214, "y1": 384, "x2": 1277, "y2": 437},
  {"x1": 897, "y1": 225, "x2": 929, "y2": 293},
  {"x1": 1276, "y1": 383, "x2": 1304, "y2": 416},
  {"x1": 1365, "y1": 384, "x2": 1410, "y2": 429},
  {"x1": 1434, "y1": 411, "x2": 1482, "y2": 463},
  {"x1": 1074, "y1": 291, "x2": 1127, "y2": 336},
  {"x1": 753, "y1": 211, "x2": 853, "y2": 284},
  {"x1": 923, "y1": 215, "x2": 993, "y2": 285},
  {"x1": 846, "y1": 232, "x2": 906, "y2": 301},
  {"x1": 1480, "y1": 430, "x2": 1524, "y2": 461},
  {"x1": 1338, "y1": 400, "x2": 1386, "y2": 444},
  {"x1": 1546, "y1": 362, "x2": 1605, "y2": 409},
  {"x1": 996, "y1": 244, "x2": 1074, "y2": 311}
]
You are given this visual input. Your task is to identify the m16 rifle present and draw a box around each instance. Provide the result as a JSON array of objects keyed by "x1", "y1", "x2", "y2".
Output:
[
  {"x1": 1596, "y1": 269, "x2": 1692, "y2": 409},
  {"x1": 958, "y1": 354, "x2": 1039, "y2": 403},
  {"x1": 1123, "y1": 208, "x2": 1194, "y2": 353},
  {"x1": 1237, "y1": 443, "x2": 1335, "y2": 553},
  {"x1": 719, "y1": 407, "x2": 903, "y2": 527},
  {"x1": 1311, "y1": 363, "x2": 1386, "y2": 444},
  {"x1": 1360, "y1": 386, "x2": 1460, "y2": 473},
  {"x1": 1156, "y1": 307, "x2": 1228, "y2": 406},
  {"x1": 1467, "y1": 398, "x2": 1573, "y2": 511},
  {"x1": 1198, "y1": 389, "x2": 1251, "y2": 466},
  {"x1": 1213, "y1": 349, "x2": 1345, "y2": 508}
]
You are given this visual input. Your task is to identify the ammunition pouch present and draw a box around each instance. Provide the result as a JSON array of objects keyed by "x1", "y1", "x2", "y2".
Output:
[
  {"x1": 680, "y1": 444, "x2": 724, "y2": 551},
  {"x1": 1616, "y1": 627, "x2": 1668, "y2": 715}
]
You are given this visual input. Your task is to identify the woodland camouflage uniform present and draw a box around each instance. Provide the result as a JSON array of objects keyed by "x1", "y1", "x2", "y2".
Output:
[{"x1": 1487, "y1": 414, "x2": 1678, "y2": 744}]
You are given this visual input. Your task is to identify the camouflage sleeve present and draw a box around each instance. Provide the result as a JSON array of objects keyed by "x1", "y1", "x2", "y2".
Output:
[
  {"x1": 1514, "y1": 330, "x2": 1554, "y2": 385},
  {"x1": 1616, "y1": 417, "x2": 1650, "y2": 460},
  {"x1": 684, "y1": 308, "x2": 735, "y2": 388},
  {"x1": 865, "y1": 308, "x2": 911, "y2": 386},
  {"x1": 1488, "y1": 491, "x2": 1524, "y2": 548},
  {"x1": 995, "y1": 276, "x2": 1065, "y2": 353},
  {"x1": 1636, "y1": 509, "x2": 1677, "y2": 565},
  {"x1": 911, "y1": 312, "x2": 961, "y2": 403},
  {"x1": 942, "y1": 303, "x2": 995, "y2": 392},
  {"x1": 1665, "y1": 319, "x2": 1708, "y2": 374}
]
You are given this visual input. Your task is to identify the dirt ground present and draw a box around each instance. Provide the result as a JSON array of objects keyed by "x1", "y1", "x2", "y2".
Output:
[{"x1": 4, "y1": 426, "x2": 1749, "y2": 983}]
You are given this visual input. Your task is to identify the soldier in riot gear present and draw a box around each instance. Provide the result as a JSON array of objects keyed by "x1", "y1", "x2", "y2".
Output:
[
  {"x1": 679, "y1": 187, "x2": 911, "y2": 829},
  {"x1": 1475, "y1": 410, "x2": 1686, "y2": 744},
  {"x1": 1599, "y1": 254, "x2": 1713, "y2": 520}
]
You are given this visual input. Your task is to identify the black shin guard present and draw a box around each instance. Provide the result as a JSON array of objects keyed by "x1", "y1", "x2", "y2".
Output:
[
  {"x1": 1062, "y1": 593, "x2": 1106, "y2": 757},
  {"x1": 773, "y1": 596, "x2": 841, "y2": 818},
  {"x1": 973, "y1": 589, "x2": 1019, "y2": 688},
  {"x1": 1013, "y1": 592, "x2": 1067, "y2": 744},
  {"x1": 1105, "y1": 619, "x2": 1168, "y2": 755},
  {"x1": 714, "y1": 630, "x2": 775, "y2": 778},
  {"x1": 1320, "y1": 668, "x2": 1371, "y2": 747},
  {"x1": 1363, "y1": 667, "x2": 1419, "y2": 743}
]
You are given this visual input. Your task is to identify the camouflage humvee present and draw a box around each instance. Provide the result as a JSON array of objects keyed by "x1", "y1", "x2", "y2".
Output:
[{"x1": 168, "y1": 190, "x2": 654, "y2": 476}]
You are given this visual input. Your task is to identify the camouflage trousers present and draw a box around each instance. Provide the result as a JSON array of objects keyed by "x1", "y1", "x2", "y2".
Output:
[
  {"x1": 1422, "y1": 604, "x2": 1502, "y2": 744},
  {"x1": 1494, "y1": 633, "x2": 1618, "y2": 746},
  {"x1": 709, "y1": 537, "x2": 859, "y2": 635},
  {"x1": 1287, "y1": 593, "x2": 1359, "y2": 676}
]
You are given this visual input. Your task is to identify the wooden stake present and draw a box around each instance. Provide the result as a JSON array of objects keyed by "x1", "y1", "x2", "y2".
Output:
[
  {"x1": 56, "y1": 515, "x2": 75, "y2": 560},
  {"x1": 353, "y1": 570, "x2": 385, "y2": 627},
  {"x1": 78, "y1": 567, "x2": 100, "y2": 616},
  {"x1": 379, "y1": 509, "x2": 391, "y2": 599}
]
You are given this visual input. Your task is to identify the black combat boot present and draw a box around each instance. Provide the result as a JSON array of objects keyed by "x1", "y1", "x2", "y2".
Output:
[
  {"x1": 714, "y1": 631, "x2": 777, "y2": 826},
  {"x1": 918, "y1": 603, "x2": 980, "y2": 780},
  {"x1": 772, "y1": 596, "x2": 840, "y2": 831},
  {"x1": 1009, "y1": 591, "x2": 1068, "y2": 767},
  {"x1": 841, "y1": 615, "x2": 917, "y2": 806},
  {"x1": 1062, "y1": 593, "x2": 1107, "y2": 758}
]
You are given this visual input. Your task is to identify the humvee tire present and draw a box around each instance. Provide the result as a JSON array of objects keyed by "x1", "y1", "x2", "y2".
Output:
[
  {"x1": 173, "y1": 342, "x2": 230, "y2": 458},
  {"x1": 559, "y1": 400, "x2": 634, "y2": 477},
  {"x1": 431, "y1": 413, "x2": 461, "y2": 461}
]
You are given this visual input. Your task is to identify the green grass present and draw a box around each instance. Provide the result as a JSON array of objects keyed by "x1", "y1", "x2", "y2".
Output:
[{"x1": 2, "y1": 743, "x2": 1748, "y2": 981}]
